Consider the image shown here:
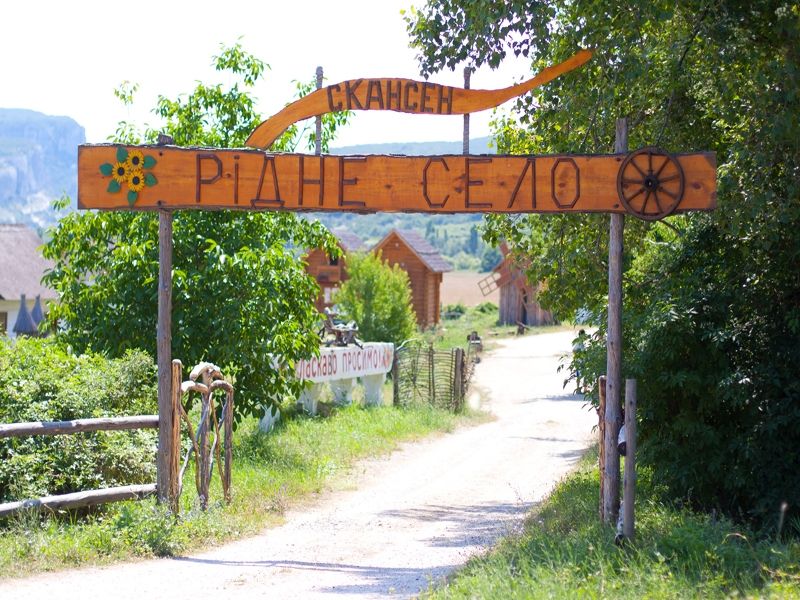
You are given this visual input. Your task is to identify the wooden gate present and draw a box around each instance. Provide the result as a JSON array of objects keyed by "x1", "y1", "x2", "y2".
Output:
[{"x1": 392, "y1": 341, "x2": 475, "y2": 412}]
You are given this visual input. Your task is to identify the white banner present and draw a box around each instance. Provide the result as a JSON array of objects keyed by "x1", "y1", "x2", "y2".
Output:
[{"x1": 295, "y1": 343, "x2": 394, "y2": 383}]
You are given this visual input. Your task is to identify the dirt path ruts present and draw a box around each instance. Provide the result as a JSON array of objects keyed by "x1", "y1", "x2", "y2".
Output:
[{"x1": 1, "y1": 330, "x2": 595, "y2": 599}]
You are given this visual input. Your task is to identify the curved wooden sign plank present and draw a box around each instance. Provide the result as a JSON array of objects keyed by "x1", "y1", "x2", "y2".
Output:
[
  {"x1": 245, "y1": 49, "x2": 594, "y2": 149},
  {"x1": 78, "y1": 144, "x2": 716, "y2": 215}
]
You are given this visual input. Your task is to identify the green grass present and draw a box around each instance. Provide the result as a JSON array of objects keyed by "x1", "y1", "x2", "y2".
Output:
[
  {"x1": 423, "y1": 450, "x2": 800, "y2": 599},
  {"x1": 0, "y1": 402, "x2": 483, "y2": 579}
]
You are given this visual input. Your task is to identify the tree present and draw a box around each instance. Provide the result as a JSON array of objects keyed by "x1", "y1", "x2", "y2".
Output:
[
  {"x1": 44, "y1": 43, "x2": 351, "y2": 423},
  {"x1": 480, "y1": 246, "x2": 501, "y2": 273},
  {"x1": 408, "y1": 2, "x2": 800, "y2": 524},
  {"x1": 468, "y1": 225, "x2": 479, "y2": 255},
  {"x1": 333, "y1": 252, "x2": 417, "y2": 347}
]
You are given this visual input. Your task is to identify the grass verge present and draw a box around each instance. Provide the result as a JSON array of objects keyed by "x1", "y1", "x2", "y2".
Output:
[
  {"x1": 424, "y1": 449, "x2": 800, "y2": 599},
  {"x1": 0, "y1": 403, "x2": 484, "y2": 579}
]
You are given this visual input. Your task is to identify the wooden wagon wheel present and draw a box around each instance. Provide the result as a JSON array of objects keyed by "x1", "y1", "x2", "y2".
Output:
[{"x1": 616, "y1": 147, "x2": 685, "y2": 221}]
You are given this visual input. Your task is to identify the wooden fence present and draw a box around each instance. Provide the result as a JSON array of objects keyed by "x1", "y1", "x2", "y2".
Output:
[
  {"x1": 0, "y1": 359, "x2": 234, "y2": 518},
  {"x1": 392, "y1": 341, "x2": 478, "y2": 411}
]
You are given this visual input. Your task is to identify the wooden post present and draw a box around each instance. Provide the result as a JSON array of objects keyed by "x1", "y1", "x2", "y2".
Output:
[
  {"x1": 315, "y1": 66, "x2": 323, "y2": 155},
  {"x1": 598, "y1": 375, "x2": 607, "y2": 521},
  {"x1": 156, "y1": 209, "x2": 174, "y2": 505},
  {"x1": 453, "y1": 347, "x2": 464, "y2": 411},
  {"x1": 392, "y1": 349, "x2": 399, "y2": 406},
  {"x1": 623, "y1": 378, "x2": 637, "y2": 539},
  {"x1": 169, "y1": 359, "x2": 182, "y2": 512},
  {"x1": 603, "y1": 117, "x2": 627, "y2": 524},
  {"x1": 462, "y1": 67, "x2": 470, "y2": 155}
]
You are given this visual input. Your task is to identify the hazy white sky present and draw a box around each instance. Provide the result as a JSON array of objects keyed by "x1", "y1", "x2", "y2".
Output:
[{"x1": 0, "y1": 0, "x2": 532, "y2": 146}]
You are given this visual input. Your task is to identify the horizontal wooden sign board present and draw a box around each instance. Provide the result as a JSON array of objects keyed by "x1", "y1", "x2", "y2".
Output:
[{"x1": 78, "y1": 144, "x2": 716, "y2": 216}]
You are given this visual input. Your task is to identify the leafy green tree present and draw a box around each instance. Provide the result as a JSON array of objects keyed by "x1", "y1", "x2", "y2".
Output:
[
  {"x1": 480, "y1": 246, "x2": 501, "y2": 272},
  {"x1": 333, "y1": 252, "x2": 417, "y2": 346},
  {"x1": 44, "y1": 43, "x2": 351, "y2": 423},
  {"x1": 408, "y1": 2, "x2": 800, "y2": 523}
]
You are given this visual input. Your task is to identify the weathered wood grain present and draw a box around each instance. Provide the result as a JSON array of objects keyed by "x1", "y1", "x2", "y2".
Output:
[
  {"x1": 0, "y1": 416, "x2": 159, "y2": 438},
  {"x1": 78, "y1": 146, "x2": 717, "y2": 215},
  {"x1": 623, "y1": 378, "x2": 637, "y2": 539}
]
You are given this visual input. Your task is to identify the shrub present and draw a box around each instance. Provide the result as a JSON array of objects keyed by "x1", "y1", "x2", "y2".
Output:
[
  {"x1": 334, "y1": 252, "x2": 417, "y2": 346},
  {"x1": 475, "y1": 301, "x2": 497, "y2": 314},
  {"x1": 0, "y1": 338, "x2": 157, "y2": 503}
]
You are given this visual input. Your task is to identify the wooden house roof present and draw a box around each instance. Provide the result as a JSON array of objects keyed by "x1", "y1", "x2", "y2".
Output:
[
  {"x1": 331, "y1": 228, "x2": 366, "y2": 253},
  {"x1": 374, "y1": 229, "x2": 452, "y2": 273},
  {"x1": 0, "y1": 224, "x2": 56, "y2": 301}
]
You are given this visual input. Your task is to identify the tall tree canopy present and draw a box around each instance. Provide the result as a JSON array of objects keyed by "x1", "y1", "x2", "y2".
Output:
[
  {"x1": 44, "y1": 44, "x2": 350, "y2": 423},
  {"x1": 408, "y1": 2, "x2": 800, "y2": 523}
]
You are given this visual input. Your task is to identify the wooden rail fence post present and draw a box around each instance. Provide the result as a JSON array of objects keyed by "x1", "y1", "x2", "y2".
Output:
[
  {"x1": 169, "y1": 359, "x2": 182, "y2": 512},
  {"x1": 156, "y1": 207, "x2": 174, "y2": 506},
  {"x1": 623, "y1": 378, "x2": 637, "y2": 539},
  {"x1": 453, "y1": 347, "x2": 464, "y2": 411},
  {"x1": 603, "y1": 117, "x2": 627, "y2": 525}
]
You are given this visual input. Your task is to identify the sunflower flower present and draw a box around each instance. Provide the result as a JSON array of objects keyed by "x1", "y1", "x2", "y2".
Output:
[
  {"x1": 112, "y1": 162, "x2": 129, "y2": 184},
  {"x1": 127, "y1": 170, "x2": 146, "y2": 192},
  {"x1": 126, "y1": 150, "x2": 145, "y2": 171}
]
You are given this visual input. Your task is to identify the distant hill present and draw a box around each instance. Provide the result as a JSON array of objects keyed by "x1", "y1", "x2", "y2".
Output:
[
  {"x1": 0, "y1": 109, "x2": 85, "y2": 232},
  {"x1": 329, "y1": 136, "x2": 495, "y2": 156}
]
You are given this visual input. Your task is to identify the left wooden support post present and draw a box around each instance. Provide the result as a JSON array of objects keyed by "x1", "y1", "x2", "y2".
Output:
[{"x1": 157, "y1": 209, "x2": 175, "y2": 507}]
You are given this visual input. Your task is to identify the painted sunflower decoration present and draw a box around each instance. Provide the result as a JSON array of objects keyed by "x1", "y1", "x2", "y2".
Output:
[{"x1": 99, "y1": 147, "x2": 157, "y2": 206}]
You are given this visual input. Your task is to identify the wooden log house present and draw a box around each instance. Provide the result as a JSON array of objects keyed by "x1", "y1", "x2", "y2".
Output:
[
  {"x1": 305, "y1": 228, "x2": 366, "y2": 312},
  {"x1": 372, "y1": 229, "x2": 451, "y2": 328}
]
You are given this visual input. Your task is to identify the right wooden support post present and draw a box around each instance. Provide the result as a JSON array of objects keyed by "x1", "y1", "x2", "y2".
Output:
[
  {"x1": 623, "y1": 378, "x2": 637, "y2": 539},
  {"x1": 603, "y1": 117, "x2": 627, "y2": 525}
]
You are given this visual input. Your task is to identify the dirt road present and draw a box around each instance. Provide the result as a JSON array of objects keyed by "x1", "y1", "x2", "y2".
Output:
[{"x1": 2, "y1": 330, "x2": 595, "y2": 599}]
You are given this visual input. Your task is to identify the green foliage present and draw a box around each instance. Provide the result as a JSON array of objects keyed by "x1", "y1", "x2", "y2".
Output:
[
  {"x1": 44, "y1": 43, "x2": 352, "y2": 422},
  {"x1": 443, "y1": 303, "x2": 467, "y2": 319},
  {"x1": 423, "y1": 453, "x2": 800, "y2": 598},
  {"x1": 0, "y1": 338, "x2": 156, "y2": 502},
  {"x1": 334, "y1": 252, "x2": 417, "y2": 346},
  {"x1": 408, "y1": 1, "x2": 800, "y2": 525},
  {"x1": 480, "y1": 246, "x2": 501, "y2": 272}
]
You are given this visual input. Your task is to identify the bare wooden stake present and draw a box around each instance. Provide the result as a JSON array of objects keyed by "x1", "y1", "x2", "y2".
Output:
[
  {"x1": 156, "y1": 208, "x2": 174, "y2": 505},
  {"x1": 598, "y1": 375, "x2": 607, "y2": 521},
  {"x1": 623, "y1": 378, "x2": 637, "y2": 539},
  {"x1": 603, "y1": 117, "x2": 627, "y2": 524},
  {"x1": 169, "y1": 359, "x2": 183, "y2": 513},
  {"x1": 462, "y1": 67, "x2": 471, "y2": 155},
  {"x1": 315, "y1": 66, "x2": 323, "y2": 155}
]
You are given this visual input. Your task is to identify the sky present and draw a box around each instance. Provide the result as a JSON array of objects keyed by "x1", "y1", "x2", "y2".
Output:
[{"x1": 0, "y1": 0, "x2": 532, "y2": 147}]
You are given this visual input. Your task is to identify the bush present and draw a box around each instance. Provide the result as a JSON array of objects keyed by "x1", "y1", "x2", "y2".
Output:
[
  {"x1": 475, "y1": 302, "x2": 497, "y2": 314},
  {"x1": 334, "y1": 252, "x2": 417, "y2": 346},
  {"x1": 0, "y1": 338, "x2": 157, "y2": 503},
  {"x1": 443, "y1": 303, "x2": 467, "y2": 319}
]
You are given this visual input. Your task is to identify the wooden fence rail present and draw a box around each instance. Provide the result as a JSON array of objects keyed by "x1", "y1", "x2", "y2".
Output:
[
  {"x1": 0, "y1": 416, "x2": 159, "y2": 439},
  {"x1": 0, "y1": 359, "x2": 235, "y2": 519}
]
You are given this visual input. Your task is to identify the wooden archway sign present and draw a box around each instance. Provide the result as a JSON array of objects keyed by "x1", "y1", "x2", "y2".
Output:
[{"x1": 75, "y1": 53, "x2": 716, "y2": 523}]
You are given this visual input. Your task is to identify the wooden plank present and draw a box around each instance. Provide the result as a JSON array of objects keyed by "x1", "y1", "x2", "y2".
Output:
[
  {"x1": 169, "y1": 359, "x2": 183, "y2": 513},
  {"x1": 78, "y1": 146, "x2": 717, "y2": 215},
  {"x1": 156, "y1": 209, "x2": 173, "y2": 505},
  {"x1": 623, "y1": 378, "x2": 637, "y2": 539},
  {"x1": 0, "y1": 415, "x2": 159, "y2": 439},
  {"x1": 0, "y1": 484, "x2": 156, "y2": 518},
  {"x1": 246, "y1": 50, "x2": 594, "y2": 149},
  {"x1": 603, "y1": 118, "x2": 627, "y2": 525}
]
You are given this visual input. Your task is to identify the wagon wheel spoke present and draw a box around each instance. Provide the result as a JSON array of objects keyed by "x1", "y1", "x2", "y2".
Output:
[
  {"x1": 641, "y1": 189, "x2": 652, "y2": 214},
  {"x1": 654, "y1": 156, "x2": 671, "y2": 178},
  {"x1": 652, "y1": 190, "x2": 664, "y2": 214},
  {"x1": 630, "y1": 159, "x2": 647, "y2": 178},
  {"x1": 658, "y1": 173, "x2": 680, "y2": 183},
  {"x1": 658, "y1": 186, "x2": 678, "y2": 200},
  {"x1": 624, "y1": 186, "x2": 646, "y2": 203},
  {"x1": 622, "y1": 177, "x2": 645, "y2": 186},
  {"x1": 648, "y1": 151, "x2": 654, "y2": 173}
]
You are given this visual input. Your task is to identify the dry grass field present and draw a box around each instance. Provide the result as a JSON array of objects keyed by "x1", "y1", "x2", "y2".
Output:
[{"x1": 441, "y1": 270, "x2": 499, "y2": 307}]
